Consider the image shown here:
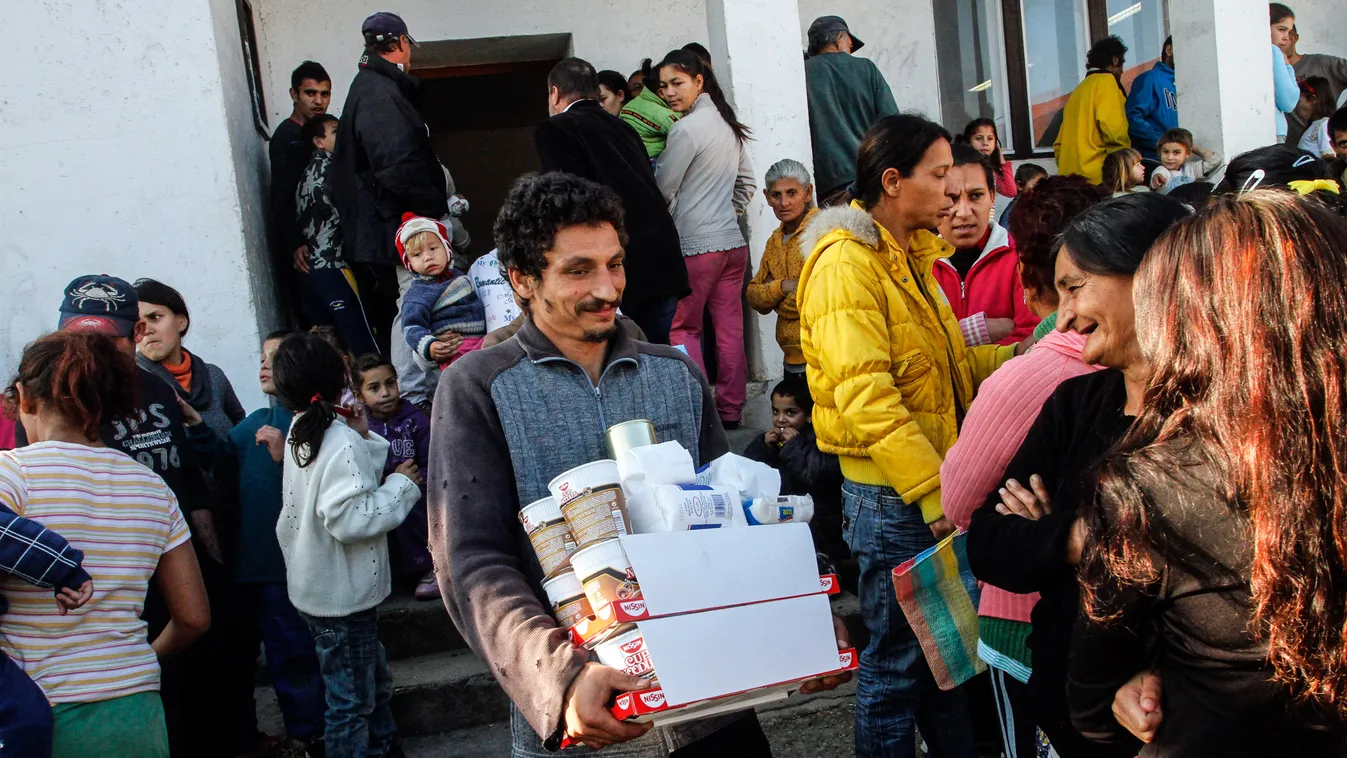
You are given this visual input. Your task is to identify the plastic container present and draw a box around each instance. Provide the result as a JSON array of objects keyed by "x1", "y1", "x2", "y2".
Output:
[
  {"x1": 542, "y1": 569, "x2": 593, "y2": 629},
  {"x1": 570, "y1": 537, "x2": 641, "y2": 623},
  {"x1": 519, "y1": 496, "x2": 577, "y2": 577},
  {"x1": 550, "y1": 460, "x2": 630, "y2": 547},
  {"x1": 745, "y1": 495, "x2": 815, "y2": 526},
  {"x1": 593, "y1": 623, "x2": 658, "y2": 682}
]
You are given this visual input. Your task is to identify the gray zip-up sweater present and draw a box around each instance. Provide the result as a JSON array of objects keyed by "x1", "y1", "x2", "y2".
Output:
[
  {"x1": 654, "y1": 93, "x2": 756, "y2": 257},
  {"x1": 426, "y1": 318, "x2": 752, "y2": 752}
]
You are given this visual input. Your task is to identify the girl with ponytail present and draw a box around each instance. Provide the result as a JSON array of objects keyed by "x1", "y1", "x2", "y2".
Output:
[
  {"x1": 271, "y1": 332, "x2": 423, "y2": 755},
  {"x1": 654, "y1": 47, "x2": 756, "y2": 427}
]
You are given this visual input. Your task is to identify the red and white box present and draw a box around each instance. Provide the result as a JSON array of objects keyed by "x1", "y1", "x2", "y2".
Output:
[{"x1": 565, "y1": 523, "x2": 854, "y2": 735}]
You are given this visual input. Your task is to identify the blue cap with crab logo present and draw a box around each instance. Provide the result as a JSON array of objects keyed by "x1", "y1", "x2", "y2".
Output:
[{"x1": 59, "y1": 275, "x2": 140, "y2": 337}]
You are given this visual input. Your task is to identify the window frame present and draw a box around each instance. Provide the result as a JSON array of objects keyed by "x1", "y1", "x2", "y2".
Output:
[
  {"x1": 996, "y1": 0, "x2": 1167, "y2": 160},
  {"x1": 237, "y1": 0, "x2": 269, "y2": 138}
]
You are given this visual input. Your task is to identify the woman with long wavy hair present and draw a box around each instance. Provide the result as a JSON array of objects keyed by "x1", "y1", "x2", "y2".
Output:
[{"x1": 1069, "y1": 191, "x2": 1347, "y2": 755}]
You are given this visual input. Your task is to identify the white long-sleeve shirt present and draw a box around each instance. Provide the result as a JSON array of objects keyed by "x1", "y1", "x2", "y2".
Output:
[{"x1": 278, "y1": 416, "x2": 420, "y2": 617}]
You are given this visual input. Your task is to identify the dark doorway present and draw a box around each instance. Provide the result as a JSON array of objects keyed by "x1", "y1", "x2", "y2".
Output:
[{"x1": 414, "y1": 34, "x2": 571, "y2": 265}]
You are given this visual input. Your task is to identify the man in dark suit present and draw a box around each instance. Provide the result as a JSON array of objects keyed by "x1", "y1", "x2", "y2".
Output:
[{"x1": 534, "y1": 58, "x2": 689, "y2": 344}]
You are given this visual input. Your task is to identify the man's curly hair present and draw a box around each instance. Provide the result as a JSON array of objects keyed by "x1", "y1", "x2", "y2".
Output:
[{"x1": 492, "y1": 172, "x2": 629, "y2": 281}]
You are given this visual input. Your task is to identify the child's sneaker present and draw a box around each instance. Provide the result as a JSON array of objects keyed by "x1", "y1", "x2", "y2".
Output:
[{"x1": 414, "y1": 571, "x2": 440, "y2": 600}]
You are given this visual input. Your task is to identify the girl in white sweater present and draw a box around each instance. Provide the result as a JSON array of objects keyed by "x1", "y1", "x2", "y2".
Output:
[{"x1": 272, "y1": 333, "x2": 422, "y2": 758}]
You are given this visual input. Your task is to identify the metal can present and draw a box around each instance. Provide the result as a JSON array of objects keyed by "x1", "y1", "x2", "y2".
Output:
[{"x1": 604, "y1": 419, "x2": 657, "y2": 460}]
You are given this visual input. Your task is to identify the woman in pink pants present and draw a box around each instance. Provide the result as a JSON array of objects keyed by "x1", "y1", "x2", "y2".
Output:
[{"x1": 653, "y1": 48, "x2": 756, "y2": 427}]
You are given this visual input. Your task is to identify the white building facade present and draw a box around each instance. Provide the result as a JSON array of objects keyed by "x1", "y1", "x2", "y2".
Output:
[{"x1": 4, "y1": 0, "x2": 1344, "y2": 406}]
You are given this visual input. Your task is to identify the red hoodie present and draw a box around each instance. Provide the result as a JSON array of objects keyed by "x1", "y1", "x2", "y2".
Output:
[{"x1": 933, "y1": 224, "x2": 1038, "y2": 346}]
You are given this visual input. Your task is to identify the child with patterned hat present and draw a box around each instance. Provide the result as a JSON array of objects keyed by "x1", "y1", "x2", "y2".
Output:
[{"x1": 395, "y1": 213, "x2": 487, "y2": 369}]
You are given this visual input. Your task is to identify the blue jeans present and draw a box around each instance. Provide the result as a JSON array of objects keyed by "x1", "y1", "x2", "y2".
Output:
[
  {"x1": 0, "y1": 650, "x2": 52, "y2": 758},
  {"x1": 842, "y1": 480, "x2": 975, "y2": 758},
  {"x1": 301, "y1": 609, "x2": 398, "y2": 758},
  {"x1": 247, "y1": 584, "x2": 326, "y2": 741}
]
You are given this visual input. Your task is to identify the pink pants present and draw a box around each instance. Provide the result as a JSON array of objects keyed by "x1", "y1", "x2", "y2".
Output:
[{"x1": 671, "y1": 246, "x2": 749, "y2": 422}]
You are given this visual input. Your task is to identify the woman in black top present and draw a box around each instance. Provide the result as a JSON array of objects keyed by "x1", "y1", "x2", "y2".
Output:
[
  {"x1": 966, "y1": 193, "x2": 1190, "y2": 757},
  {"x1": 1070, "y1": 191, "x2": 1347, "y2": 755}
]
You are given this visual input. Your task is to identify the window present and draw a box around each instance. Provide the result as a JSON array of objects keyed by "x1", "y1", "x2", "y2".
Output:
[
  {"x1": 934, "y1": 0, "x2": 1014, "y2": 150},
  {"x1": 237, "y1": 0, "x2": 268, "y2": 137},
  {"x1": 936, "y1": 0, "x2": 1169, "y2": 158}
]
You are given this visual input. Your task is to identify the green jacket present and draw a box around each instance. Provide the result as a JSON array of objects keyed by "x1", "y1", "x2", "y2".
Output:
[{"x1": 620, "y1": 87, "x2": 680, "y2": 159}]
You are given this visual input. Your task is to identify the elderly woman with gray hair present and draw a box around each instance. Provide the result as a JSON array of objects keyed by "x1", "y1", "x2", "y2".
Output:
[{"x1": 746, "y1": 158, "x2": 819, "y2": 374}]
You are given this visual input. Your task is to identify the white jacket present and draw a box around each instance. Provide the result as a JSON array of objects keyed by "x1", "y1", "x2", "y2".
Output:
[{"x1": 277, "y1": 416, "x2": 421, "y2": 617}]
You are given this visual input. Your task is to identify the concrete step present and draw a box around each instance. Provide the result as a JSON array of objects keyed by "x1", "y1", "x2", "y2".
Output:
[{"x1": 377, "y1": 592, "x2": 467, "y2": 660}]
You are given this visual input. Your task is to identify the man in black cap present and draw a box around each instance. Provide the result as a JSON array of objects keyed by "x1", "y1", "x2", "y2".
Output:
[
  {"x1": 804, "y1": 15, "x2": 899, "y2": 205},
  {"x1": 329, "y1": 11, "x2": 448, "y2": 404}
]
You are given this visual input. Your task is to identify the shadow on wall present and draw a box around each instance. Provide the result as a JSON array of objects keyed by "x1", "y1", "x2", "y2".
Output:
[{"x1": 420, "y1": 63, "x2": 557, "y2": 264}]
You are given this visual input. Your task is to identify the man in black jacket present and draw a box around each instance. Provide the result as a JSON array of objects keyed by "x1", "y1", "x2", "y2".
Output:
[
  {"x1": 329, "y1": 12, "x2": 447, "y2": 402},
  {"x1": 535, "y1": 58, "x2": 688, "y2": 344}
]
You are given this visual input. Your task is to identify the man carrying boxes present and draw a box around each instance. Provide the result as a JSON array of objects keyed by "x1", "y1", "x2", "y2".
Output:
[{"x1": 427, "y1": 172, "x2": 779, "y2": 755}]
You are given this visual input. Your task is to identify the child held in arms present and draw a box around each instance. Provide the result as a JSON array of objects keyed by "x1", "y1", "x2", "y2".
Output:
[
  {"x1": 1150, "y1": 127, "x2": 1223, "y2": 194},
  {"x1": 396, "y1": 214, "x2": 487, "y2": 369},
  {"x1": 744, "y1": 376, "x2": 847, "y2": 571},
  {"x1": 351, "y1": 354, "x2": 437, "y2": 601}
]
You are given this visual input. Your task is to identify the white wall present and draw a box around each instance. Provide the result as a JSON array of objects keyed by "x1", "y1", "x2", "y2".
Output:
[
  {"x1": 1287, "y1": 0, "x2": 1347, "y2": 58},
  {"x1": 798, "y1": 0, "x2": 943, "y2": 119},
  {"x1": 252, "y1": 0, "x2": 711, "y2": 125},
  {"x1": 0, "y1": 1, "x2": 268, "y2": 408}
]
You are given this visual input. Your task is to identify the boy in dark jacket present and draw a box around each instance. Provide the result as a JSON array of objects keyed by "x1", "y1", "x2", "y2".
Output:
[
  {"x1": 352, "y1": 354, "x2": 436, "y2": 599},
  {"x1": 744, "y1": 376, "x2": 848, "y2": 569},
  {"x1": 181, "y1": 331, "x2": 326, "y2": 753}
]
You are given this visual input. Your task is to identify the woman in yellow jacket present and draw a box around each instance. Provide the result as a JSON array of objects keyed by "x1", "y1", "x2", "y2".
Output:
[{"x1": 797, "y1": 113, "x2": 1024, "y2": 758}]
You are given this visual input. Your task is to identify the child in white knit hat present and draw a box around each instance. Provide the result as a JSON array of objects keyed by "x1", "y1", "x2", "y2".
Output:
[{"x1": 394, "y1": 213, "x2": 487, "y2": 368}]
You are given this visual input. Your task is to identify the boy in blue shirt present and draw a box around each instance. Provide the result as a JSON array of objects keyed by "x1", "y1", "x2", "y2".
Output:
[
  {"x1": 181, "y1": 331, "x2": 326, "y2": 755},
  {"x1": 1126, "y1": 36, "x2": 1177, "y2": 161}
]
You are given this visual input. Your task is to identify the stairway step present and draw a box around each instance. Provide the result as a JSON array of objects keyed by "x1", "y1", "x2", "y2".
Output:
[
  {"x1": 378, "y1": 592, "x2": 468, "y2": 660},
  {"x1": 403, "y1": 721, "x2": 512, "y2": 757},
  {"x1": 390, "y1": 649, "x2": 512, "y2": 737}
]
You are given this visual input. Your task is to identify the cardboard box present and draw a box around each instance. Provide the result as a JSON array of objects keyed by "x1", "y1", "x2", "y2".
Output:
[{"x1": 561, "y1": 523, "x2": 854, "y2": 743}]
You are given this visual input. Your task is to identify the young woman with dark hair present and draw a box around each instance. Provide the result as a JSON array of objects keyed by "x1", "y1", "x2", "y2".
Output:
[
  {"x1": 1, "y1": 331, "x2": 210, "y2": 758},
  {"x1": 272, "y1": 332, "x2": 421, "y2": 758},
  {"x1": 966, "y1": 192, "x2": 1190, "y2": 758},
  {"x1": 962, "y1": 117, "x2": 1016, "y2": 197},
  {"x1": 1070, "y1": 191, "x2": 1347, "y2": 756},
  {"x1": 934, "y1": 143, "x2": 1039, "y2": 347},
  {"x1": 796, "y1": 112, "x2": 1024, "y2": 758},
  {"x1": 595, "y1": 70, "x2": 630, "y2": 116},
  {"x1": 134, "y1": 278, "x2": 246, "y2": 437},
  {"x1": 654, "y1": 48, "x2": 756, "y2": 427},
  {"x1": 940, "y1": 175, "x2": 1105, "y2": 758}
]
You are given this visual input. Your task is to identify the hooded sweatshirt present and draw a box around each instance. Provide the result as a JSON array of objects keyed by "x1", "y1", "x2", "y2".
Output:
[
  {"x1": 1125, "y1": 61, "x2": 1177, "y2": 160},
  {"x1": 366, "y1": 399, "x2": 432, "y2": 577},
  {"x1": 933, "y1": 224, "x2": 1039, "y2": 346}
]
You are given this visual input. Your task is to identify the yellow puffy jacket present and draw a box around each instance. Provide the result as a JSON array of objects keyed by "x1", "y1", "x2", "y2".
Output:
[
  {"x1": 1052, "y1": 71, "x2": 1131, "y2": 184},
  {"x1": 797, "y1": 203, "x2": 1014, "y2": 523}
]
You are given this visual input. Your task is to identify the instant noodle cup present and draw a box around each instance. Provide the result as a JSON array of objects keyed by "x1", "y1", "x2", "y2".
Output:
[
  {"x1": 593, "y1": 623, "x2": 658, "y2": 682},
  {"x1": 549, "y1": 460, "x2": 630, "y2": 547},
  {"x1": 569, "y1": 537, "x2": 641, "y2": 622},
  {"x1": 519, "y1": 496, "x2": 577, "y2": 578},
  {"x1": 542, "y1": 569, "x2": 593, "y2": 629}
]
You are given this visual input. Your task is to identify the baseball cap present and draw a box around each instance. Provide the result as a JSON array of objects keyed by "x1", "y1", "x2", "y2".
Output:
[
  {"x1": 807, "y1": 16, "x2": 863, "y2": 56},
  {"x1": 362, "y1": 12, "x2": 417, "y2": 46},
  {"x1": 58, "y1": 275, "x2": 140, "y2": 337}
]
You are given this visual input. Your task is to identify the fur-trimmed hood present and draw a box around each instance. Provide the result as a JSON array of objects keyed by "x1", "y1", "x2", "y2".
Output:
[{"x1": 799, "y1": 203, "x2": 879, "y2": 260}]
